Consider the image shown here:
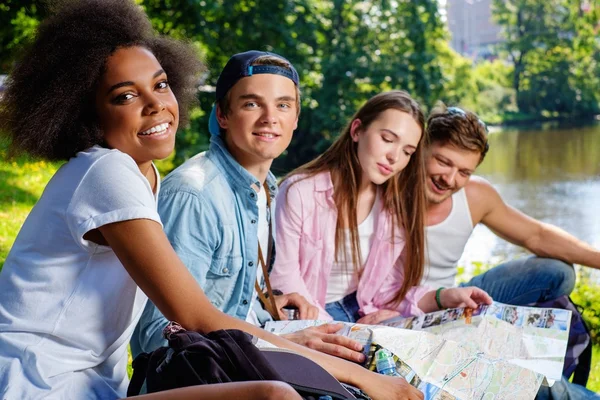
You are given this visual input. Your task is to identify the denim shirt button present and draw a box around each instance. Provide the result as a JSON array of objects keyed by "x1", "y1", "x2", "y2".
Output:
[
  {"x1": 248, "y1": 261, "x2": 254, "y2": 267},
  {"x1": 250, "y1": 192, "x2": 255, "y2": 198},
  {"x1": 242, "y1": 299, "x2": 248, "y2": 305},
  {"x1": 251, "y1": 219, "x2": 256, "y2": 224},
  {"x1": 222, "y1": 267, "x2": 229, "y2": 273}
]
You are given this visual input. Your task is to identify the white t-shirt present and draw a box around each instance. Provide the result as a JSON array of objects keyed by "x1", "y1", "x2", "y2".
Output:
[
  {"x1": 0, "y1": 146, "x2": 161, "y2": 399},
  {"x1": 246, "y1": 186, "x2": 269, "y2": 325},
  {"x1": 326, "y1": 196, "x2": 378, "y2": 303}
]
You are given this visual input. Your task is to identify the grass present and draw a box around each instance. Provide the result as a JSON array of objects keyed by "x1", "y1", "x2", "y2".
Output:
[
  {"x1": 588, "y1": 346, "x2": 600, "y2": 391},
  {"x1": 1, "y1": 148, "x2": 599, "y2": 389},
  {"x1": 0, "y1": 147, "x2": 62, "y2": 267}
]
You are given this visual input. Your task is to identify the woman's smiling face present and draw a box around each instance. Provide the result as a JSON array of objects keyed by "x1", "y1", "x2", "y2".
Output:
[{"x1": 95, "y1": 46, "x2": 179, "y2": 168}]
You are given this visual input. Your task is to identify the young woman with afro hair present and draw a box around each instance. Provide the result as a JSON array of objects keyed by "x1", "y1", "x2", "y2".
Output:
[{"x1": 0, "y1": 1, "x2": 423, "y2": 400}]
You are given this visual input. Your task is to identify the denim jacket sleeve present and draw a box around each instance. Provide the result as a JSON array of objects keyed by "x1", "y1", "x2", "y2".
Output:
[{"x1": 134, "y1": 188, "x2": 218, "y2": 354}]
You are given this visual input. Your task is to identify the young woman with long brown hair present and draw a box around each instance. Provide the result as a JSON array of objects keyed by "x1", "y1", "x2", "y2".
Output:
[{"x1": 271, "y1": 91, "x2": 491, "y2": 325}]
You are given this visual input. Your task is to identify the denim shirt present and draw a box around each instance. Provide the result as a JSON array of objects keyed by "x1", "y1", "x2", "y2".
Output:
[{"x1": 131, "y1": 135, "x2": 278, "y2": 357}]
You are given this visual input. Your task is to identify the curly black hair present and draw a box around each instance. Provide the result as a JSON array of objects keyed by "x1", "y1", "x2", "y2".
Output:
[{"x1": 0, "y1": 0, "x2": 205, "y2": 161}]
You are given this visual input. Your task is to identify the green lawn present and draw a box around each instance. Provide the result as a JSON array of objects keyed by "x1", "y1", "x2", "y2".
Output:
[
  {"x1": 1, "y1": 148, "x2": 599, "y2": 390},
  {"x1": 0, "y1": 147, "x2": 61, "y2": 266},
  {"x1": 589, "y1": 346, "x2": 600, "y2": 391}
]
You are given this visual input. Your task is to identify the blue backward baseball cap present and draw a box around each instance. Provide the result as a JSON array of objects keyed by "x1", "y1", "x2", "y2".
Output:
[{"x1": 208, "y1": 50, "x2": 300, "y2": 136}]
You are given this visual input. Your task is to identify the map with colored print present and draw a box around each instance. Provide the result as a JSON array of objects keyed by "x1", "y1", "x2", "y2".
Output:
[{"x1": 263, "y1": 301, "x2": 570, "y2": 400}]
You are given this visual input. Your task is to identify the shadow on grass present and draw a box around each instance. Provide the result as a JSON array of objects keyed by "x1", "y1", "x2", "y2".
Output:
[{"x1": 0, "y1": 169, "x2": 41, "y2": 208}]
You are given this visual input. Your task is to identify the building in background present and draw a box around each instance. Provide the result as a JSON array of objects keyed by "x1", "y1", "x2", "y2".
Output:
[
  {"x1": 446, "y1": 0, "x2": 503, "y2": 60},
  {"x1": 0, "y1": 75, "x2": 7, "y2": 100}
]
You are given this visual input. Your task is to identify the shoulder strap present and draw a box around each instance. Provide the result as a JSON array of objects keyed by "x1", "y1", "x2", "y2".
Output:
[
  {"x1": 571, "y1": 297, "x2": 592, "y2": 387},
  {"x1": 572, "y1": 339, "x2": 592, "y2": 386},
  {"x1": 255, "y1": 182, "x2": 279, "y2": 320},
  {"x1": 256, "y1": 250, "x2": 279, "y2": 320},
  {"x1": 127, "y1": 352, "x2": 150, "y2": 396}
]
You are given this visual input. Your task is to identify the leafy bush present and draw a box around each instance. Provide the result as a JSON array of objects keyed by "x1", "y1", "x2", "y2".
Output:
[{"x1": 571, "y1": 269, "x2": 600, "y2": 346}]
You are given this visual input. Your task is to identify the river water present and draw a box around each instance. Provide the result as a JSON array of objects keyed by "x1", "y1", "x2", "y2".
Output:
[{"x1": 458, "y1": 119, "x2": 600, "y2": 277}]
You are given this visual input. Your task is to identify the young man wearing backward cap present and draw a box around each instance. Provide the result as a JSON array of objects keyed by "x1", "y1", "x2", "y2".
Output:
[{"x1": 131, "y1": 50, "x2": 370, "y2": 365}]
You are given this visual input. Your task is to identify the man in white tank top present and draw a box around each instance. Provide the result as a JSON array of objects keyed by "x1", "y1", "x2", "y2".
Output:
[
  {"x1": 421, "y1": 106, "x2": 600, "y2": 399},
  {"x1": 422, "y1": 105, "x2": 600, "y2": 306}
]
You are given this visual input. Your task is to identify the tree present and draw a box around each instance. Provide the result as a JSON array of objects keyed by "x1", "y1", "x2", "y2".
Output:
[
  {"x1": 141, "y1": 0, "x2": 449, "y2": 171},
  {"x1": 1, "y1": 0, "x2": 469, "y2": 171},
  {"x1": 0, "y1": 1, "x2": 47, "y2": 73},
  {"x1": 140, "y1": 0, "x2": 315, "y2": 167},
  {"x1": 492, "y1": 0, "x2": 600, "y2": 115}
]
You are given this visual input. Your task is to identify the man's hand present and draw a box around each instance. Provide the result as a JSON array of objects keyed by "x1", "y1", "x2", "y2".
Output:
[
  {"x1": 281, "y1": 323, "x2": 366, "y2": 363},
  {"x1": 440, "y1": 287, "x2": 493, "y2": 309},
  {"x1": 273, "y1": 292, "x2": 319, "y2": 320},
  {"x1": 361, "y1": 373, "x2": 424, "y2": 400},
  {"x1": 356, "y1": 309, "x2": 401, "y2": 325}
]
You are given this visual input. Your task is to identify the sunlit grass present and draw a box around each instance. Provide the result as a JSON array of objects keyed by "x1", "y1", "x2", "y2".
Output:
[
  {"x1": 0, "y1": 149, "x2": 62, "y2": 268},
  {"x1": 587, "y1": 346, "x2": 600, "y2": 391}
]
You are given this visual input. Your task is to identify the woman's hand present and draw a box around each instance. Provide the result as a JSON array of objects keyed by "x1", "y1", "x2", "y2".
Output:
[
  {"x1": 360, "y1": 373, "x2": 424, "y2": 400},
  {"x1": 439, "y1": 287, "x2": 493, "y2": 309},
  {"x1": 356, "y1": 309, "x2": 401, "y2": 325},
  {"x1": 418, "y1": 286, "x2": 493, "y2": 313}
]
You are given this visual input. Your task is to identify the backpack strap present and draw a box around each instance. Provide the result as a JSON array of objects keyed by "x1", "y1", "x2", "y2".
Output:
[
  {"x1": 572, "y1": 338, "x2": 592, "y2": 386},
  {"x1": 127, "y1": 352, "x2": 150, "y2": 396},
  {"x1": 570, "y1": 297, "x2": 592, "y2": 387}
]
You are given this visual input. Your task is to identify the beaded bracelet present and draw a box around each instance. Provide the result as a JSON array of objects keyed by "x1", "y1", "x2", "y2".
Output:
[{"x1": 435, "y1": 287, "x2": 445, "y2": 310}]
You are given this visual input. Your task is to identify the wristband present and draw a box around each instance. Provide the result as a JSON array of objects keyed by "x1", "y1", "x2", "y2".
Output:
[{"x1": 435, "y1": 287, "x2": 445, "y2": 310}]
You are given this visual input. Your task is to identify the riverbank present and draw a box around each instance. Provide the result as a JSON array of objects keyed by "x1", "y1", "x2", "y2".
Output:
[{"x1": 488, "y1": 111, "x2": 600, "y2": 128}]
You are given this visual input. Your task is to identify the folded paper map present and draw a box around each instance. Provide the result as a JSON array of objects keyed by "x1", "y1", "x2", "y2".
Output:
[{"x1": 263, "y1": 302, "x2": 571, "y2": 400}]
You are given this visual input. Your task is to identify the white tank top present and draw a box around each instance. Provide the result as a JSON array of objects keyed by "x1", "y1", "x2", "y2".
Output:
[
  {"x1": 422, "y1": 188, "x2": 474, "y2": 287},
  {"x1": 325, "y1": 194, "x2": 379, "y2": 303}
]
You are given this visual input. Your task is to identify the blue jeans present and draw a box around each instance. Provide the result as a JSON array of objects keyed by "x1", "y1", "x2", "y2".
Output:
[
  {"x1": 325, "y1": 292, "x2": 361, "y2": 323},
  {"x1": 537, "y1": 377, "x2": 600, "y2": 399},
  {"x1": 460, "y1": 256, "x2": 576, "y2": 305},
  {"x1": 328, "y1": 257, "x2": 576, "y2": 320}
]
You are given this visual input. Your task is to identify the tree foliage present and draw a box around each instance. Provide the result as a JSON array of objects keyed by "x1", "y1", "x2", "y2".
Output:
[
  {"x1": 0, "y1": 1, "x2": 46, "y2": 72},
  {"x1": 492, "y1": 0, "x2": 600, "y2": 116},
  {"x1": 0, "y1": 0, "x2": 475, "y2": 170},
  {"x1": 139, "y1": 0, "x2": 452, "y2": 171},
  {"x1": 6, "y1": 1, "x2": 597, "y2": 169}
]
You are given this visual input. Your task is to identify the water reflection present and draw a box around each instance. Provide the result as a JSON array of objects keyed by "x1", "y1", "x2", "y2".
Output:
[{"x1": 458, "y1": 121, "x2": 600, "y2": 273}]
